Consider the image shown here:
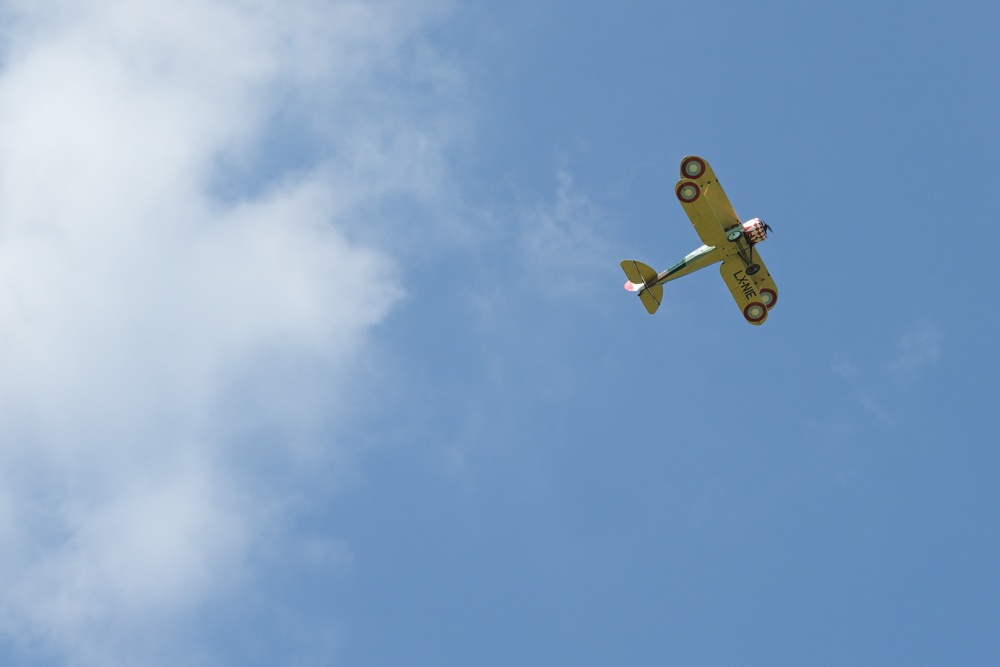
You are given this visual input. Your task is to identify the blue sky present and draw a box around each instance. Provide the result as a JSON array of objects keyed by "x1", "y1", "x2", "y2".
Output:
[{"x1": 0, "y1": 0, "x2": 997, "y2": 665}]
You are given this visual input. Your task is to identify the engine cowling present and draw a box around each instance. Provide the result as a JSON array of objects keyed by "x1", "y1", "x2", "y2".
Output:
[{"x1": 743, "y1": 218, "x2": 770, "y2": 244}]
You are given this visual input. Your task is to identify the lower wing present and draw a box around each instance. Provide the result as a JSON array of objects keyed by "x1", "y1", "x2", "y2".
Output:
[{"x1": 719, "y1": 255, "x2": 777, "y2": 326}]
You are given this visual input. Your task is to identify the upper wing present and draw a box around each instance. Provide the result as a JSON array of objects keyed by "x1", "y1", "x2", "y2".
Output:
[
  {"x1": 719, "y1": 254, "x2": 778, "y2": 326},
  {"x1": 675, "y1": 155, "x2": 742, "y2": 247}
]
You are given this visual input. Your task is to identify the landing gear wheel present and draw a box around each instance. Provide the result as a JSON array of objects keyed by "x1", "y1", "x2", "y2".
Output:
[
  {"x1": 676, "y1": 181, "x2": 700, "y2": 203},
  {"x1": 726, "y1": 228, "x2": 744, "y2": 242},
  {"x1": 759, "y1": 288, "x2": 777, "y2": 309},
  {"x1": 747, "y1": 263, "x2": 761, "y2": 276},
  {"x1": 680, "y1": 156, "x2": 706, "y2": 179},
  {"x1": 743, "y1": 301, "x2": 767, "y2": 324}
]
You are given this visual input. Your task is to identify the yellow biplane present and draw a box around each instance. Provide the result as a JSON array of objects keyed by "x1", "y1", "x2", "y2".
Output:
[{"x1": 621, "y1": 155, "x2": 777, "y2": 325}]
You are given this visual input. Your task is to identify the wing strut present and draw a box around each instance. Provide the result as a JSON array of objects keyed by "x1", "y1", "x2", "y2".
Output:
[{"x1": 734, "y1": 236, "x2": 761, "y2": 276}]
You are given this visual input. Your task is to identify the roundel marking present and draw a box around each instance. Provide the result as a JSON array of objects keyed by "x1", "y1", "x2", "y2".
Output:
[
  {"x1": 743, "y1": 302, "x2": 767, "y2": 323},
  {"x1": 759, "y1": 288, "x2": 777, "y2": 309},
  {"x1": 676, "y1": 181, "x2": 700, "y2": 203},
  {"x1": 680, "y1": 156, "x2": 706, "y2": 179}
]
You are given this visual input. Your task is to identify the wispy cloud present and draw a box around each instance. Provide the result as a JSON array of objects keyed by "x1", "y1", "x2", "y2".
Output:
[
  {"x1": 888, "y1": 323, "x2": 941, "y2": 383},
  {"x1": 518, "y1": 168, "x2": 614, "y2": 294},
  {"x1": 0, "y1": 0, "x2": 459, "y2": 663},
  {"x1": 831, "y1": 323, "x2": 942, "y2": 425}
]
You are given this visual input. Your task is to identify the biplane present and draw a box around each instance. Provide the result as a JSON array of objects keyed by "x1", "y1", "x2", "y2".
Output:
[{"x1": 621, "y1": 155, "x2": 777, "y2": 325}]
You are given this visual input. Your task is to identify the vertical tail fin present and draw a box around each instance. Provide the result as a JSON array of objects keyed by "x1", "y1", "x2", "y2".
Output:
[{"x1": 620, "y1": 260, "x2": 663, "y2": 314}]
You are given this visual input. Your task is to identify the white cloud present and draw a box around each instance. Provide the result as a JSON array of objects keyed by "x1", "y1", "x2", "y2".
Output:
[
  {"x1": 0, "y1": 0, "x2": 458, "y2": 663},
  {"x1": 888, "y1": 323, "x2": 941, "y2": 382},
  {"x1": 518, "y1": 168, "x2": 613, "y2": 294},
  {"x1": 830, "y1": 324, "x2": 942, "y2": 426}
]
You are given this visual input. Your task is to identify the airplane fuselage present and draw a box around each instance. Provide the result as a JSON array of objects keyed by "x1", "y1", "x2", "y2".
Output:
[{"x1": 650, "y1": 243, "x2": 720, "y2": 287}]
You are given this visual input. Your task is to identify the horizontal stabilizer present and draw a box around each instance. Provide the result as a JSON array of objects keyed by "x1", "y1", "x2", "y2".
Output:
[
  {"x1": 638, "y1": 285, "x2": 663, "y2": 314},
  {"x1": 620, "y1": 260, "x2": 663, "y2": 314},
  {"x1": 621, "y1": 260, "x2": 658, "y2": 286}
]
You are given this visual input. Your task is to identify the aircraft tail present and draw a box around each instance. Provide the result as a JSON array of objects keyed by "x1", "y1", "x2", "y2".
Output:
[{"x1": 620, "y1": 260, "x2": 663, "y2": 314}]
